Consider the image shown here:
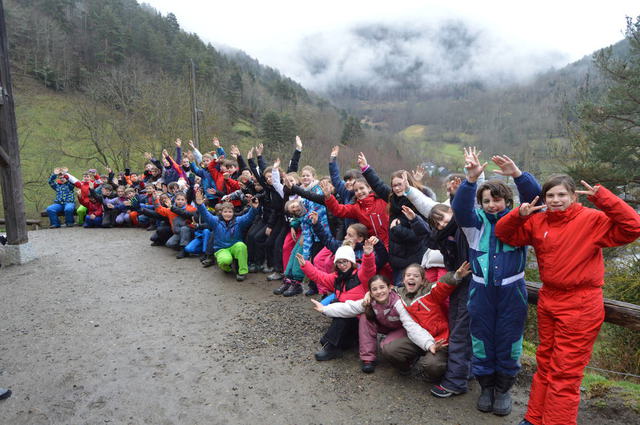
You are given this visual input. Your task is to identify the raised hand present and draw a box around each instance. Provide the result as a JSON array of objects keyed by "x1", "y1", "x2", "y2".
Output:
[
  {"x1": 195, "y1": 190, "x2": 204, "y2": 205},
  {"x1": 411, "y1": 165, "x2": 425, "y2": 182},
  {"x1": 247, "y1": 147, "x2": 254, "y2": 160},
  {"x1": 230, "y1": 145, "x2": 240, "y2": 158},
  {"x1": 256, "y1": 143, "x2": 264, "y2": 156},
  {"x1": 162, "y1": 149, "x2": 169, "y2": 158},
  {"x1": 330, "y1": 145, "x2": 340, "y2": 158},
  {"x1": 463, "y1": 146, "x2": 487, "y2": 183},
  {"x1": 250, "y1": 196, "x2": 260, "y2": 208},
  {"x1": 363, "y1": 237, "x2": 375, "y2": 255},
  {"x1": 212, "y1": 138, "x2": 221, "y2": 148},
  {"x1": 143, "y1": 152, "x2": 153, "y2": 160},
  {"x1": 274, "y1": 158, "x2": 281, "y2": 169},
  {"x1": 188, "y1": 140, "x2": 196, "y2": 149},
  {"x1": 53, "y1": 167, "x2": 61, "y2": 175},
  {"x1": 357, "y1": 152, "x2": 368, "y2": 169},
  {"x1": 368, "y1": 236, "x2": 379, "y2": 246},
  {"x1": 491, "y1": 155, "x2": 522, "y2": 178},
  {"x1": 295, "y1": 252, "x2": 306, "y2": 267},
  {"x1": 319, "y1": 179, "x2": 333, "y2": 198},
  {"x1": 390, "y1": 218, "x2": 400, "y2": 229},
  {"x1": 575, "y1": 180, "x2": 601, "y2": 197},
  {"x1": 447, "y1": 176, "x2": 462, "y2": 195},
  {"x1": 401, "y1": 205, "x2": 416, "y2": 220},
  {"x1": 519, "y1": 195, "x2": 546, "y2": 217},
  {"x1": 454, "y1": 261, "x2": 472, "y2": 280},
  {"x1": 309, "y1": 210, "x2": 318, "y2": 225},
  {"x1": 295, "y1": 135, "x2": 303, "y2": 150},
  {"x1": 61, "y1": 167, "x2": 68, "y2": 174},
  {"x1": 310, "y1": 299, "x2": 325, "y2": 313},
  {"x1": 175, "y1": 138, "x2": 182, "y2": 147}
]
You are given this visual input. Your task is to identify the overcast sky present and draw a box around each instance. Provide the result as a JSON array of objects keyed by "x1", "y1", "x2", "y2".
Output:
[{"x1": 142, "y1": 0, "x2": 639, "y2": 89}]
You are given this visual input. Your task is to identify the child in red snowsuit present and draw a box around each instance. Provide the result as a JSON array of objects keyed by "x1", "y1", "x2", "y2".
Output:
[{"x1": 495, "y1": 175, "x2": 640, "y2": 425}]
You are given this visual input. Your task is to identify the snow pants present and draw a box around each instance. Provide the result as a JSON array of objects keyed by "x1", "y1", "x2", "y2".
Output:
[
  {"x1": 440, "y1": 277, "x2": 472, "y2": 393},
  {"x1": 83, "y1": 215, "x2": 102, "y2": 228},
  {"x1": 76, "y1": 205, "x2": 87, "y2": 225},
  {"x1": 467, "y1": 277, "x2": 528, "y2": 378},
  {"x1": 46, "y1": 202, "x2": 75, "y2": 227},
  {"x1": 215, "y1": 242, "x2": 249, "y2": 275},
  {"x1": 359, "y1": 315, "x2": 404, "y2": 362},
  {"x1": 524, "y1": 286, "x2": 604, "y2": 425}
]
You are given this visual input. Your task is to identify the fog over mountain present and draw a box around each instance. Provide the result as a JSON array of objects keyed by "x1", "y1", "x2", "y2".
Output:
[{"x1": 290, "y1": 19, "x2": 569, "y2": 95}]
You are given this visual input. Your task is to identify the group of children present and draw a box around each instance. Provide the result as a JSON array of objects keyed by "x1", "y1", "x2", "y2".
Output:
[{"x1": 45, "y1": 138, "x2": 640, "y2": 425}]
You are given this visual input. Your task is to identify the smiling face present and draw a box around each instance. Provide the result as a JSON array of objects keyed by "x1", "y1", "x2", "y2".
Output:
[
  {"x1": 221, "y1": 207, "x2": 234, "y2": 221},
  {"x1": 481, "y1": 189, "x2": 506, "y2": 215},
  {"x1": 545, "y1": 184, "x2": 576, "y2": 212},
  {"x1": 344, "y1": 226, "x2": 365, "y2": 245},
  {"x1": 301, "y1": 170, "x2": 314, "y2": 187},
  {"x1": 345, "y1": 178, "x2": 355, "y2": 192},
  {"x1": 370, "y1": 279, "x2": 391, "y2": 304},
  {"x1": 353, "y1": 181, "x2": 371, "y2": 200},
  {"x1": 335, "y1": 258, "x2": 352, "y2": 273},
  {"x1": 403, "y1": 266, "x2": 424, "y2": 294},
  {"x1": 288, "y1": 201, "x2": 303, "y2": 217},
  {"x1": 182, "y1": 157, "x2": 190, "y2": 167},
  {"x1": 116, "y1": 187, "x2": 125, "y2": 198},
  {"x1": 391, "y1": 176, "x2": 406, "y2": 196},
  {"x1": 264, "y1": 171, "x2": 273, "y2": 186}
]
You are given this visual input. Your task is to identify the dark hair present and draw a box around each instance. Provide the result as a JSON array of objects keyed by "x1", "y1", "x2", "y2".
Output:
[
  {"x1": 352, "y1": 177, "x2": 370, "y2": 188},
  {"x1": 428, "y1": 203, "x2": 452, "y2": 228},
  {"x1": 403, "y1": 263, "x2": 425, "y2": 281},
  {"x1": 343, "y1": 169, "x2": 363, "y2": 181},
  {"x1": 476, "y1": 180, "x2": 513, "y2": 209},
  {"x1": 101, "y1": 184, "x2": 113, "y2": 192},
  {"x1": 347, "y1": 223, "x2": 368, "y2": 240},
  {"x1": 542, "y1": 174, "x2": 576, "y2": 199},
  {"x1": 364, "y1": 275, "x2": 393, "y2": 322}
]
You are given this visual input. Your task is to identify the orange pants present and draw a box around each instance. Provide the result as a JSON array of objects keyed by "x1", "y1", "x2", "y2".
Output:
[{"x1": 525, "y1": 287, "x2": 604, "y2": 425}]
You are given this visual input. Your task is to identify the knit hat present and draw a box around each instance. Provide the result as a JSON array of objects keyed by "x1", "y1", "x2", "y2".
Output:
[{"x1": 334, "y1": 246, "x2": 356, "y2": 264}]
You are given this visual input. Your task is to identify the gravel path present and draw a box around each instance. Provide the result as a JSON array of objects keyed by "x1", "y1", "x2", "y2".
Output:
[{"x1": 0, "y1": 228, "x2": 635, "y2": 424}]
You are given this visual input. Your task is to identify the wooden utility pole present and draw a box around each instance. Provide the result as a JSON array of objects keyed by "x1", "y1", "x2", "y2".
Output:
[
  {"x1": 0, "y1": 0, "x2": 34, "y2": 265},
  {"x1": 190, "y1": 58, "x2": 200, "y2": 149}
]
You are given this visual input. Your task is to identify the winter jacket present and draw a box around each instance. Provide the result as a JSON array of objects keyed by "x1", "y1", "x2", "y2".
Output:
[
  {"x1": 48, "y1": 174, "x2": 76, "y2": 204},
  {"x1": 495, "y1": 186, "x2": 640, "y2": 290},
  {"x1": 396, "y1": 273, "x2": 459, "y2": 342},
  {"x1": 452, "y1": 173, "x2": 540, "y2": 284},
  {"x1": 78, "y1": 196, "x2": 103, "y2": 217},
  {"x1": 156, "y1": 204, "x2": 197, "y2": 231},
  {"x1": 301, "y1": 252, "x2": 376, "y2": 302},
  {"x1": 197, "y1": 203, "x2": 258, "y2": 251},
  {"x1": 206, "y1": 160, "x2": 242, "y2": 207},
  {"x1": 299, "y1": 183, "x2": 330, "y2": 259},
  {"x1": 325, "y1": 193, "x2": 389, "y2": 247},
  {"x1": 321, "y1": 291, "x2": 435, "y2": 351}
]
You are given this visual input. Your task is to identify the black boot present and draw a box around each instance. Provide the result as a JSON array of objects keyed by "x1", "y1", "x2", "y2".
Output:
[
  {"x1": 176, "y1": 248, "x2": 187, "y2": 259},
  {"x1": 283, "y1": 281, "x2": 303, "y2": 297},
  {"x1": 476, "y1": 374, "x2": 496, "y2": 413},
  {"x1": 314, "y1": 342, "x2": 343, "y2": 361},
  {"x1": 305, "y1": 281, "x2": 318, "y2": 296},
  {"x1": 493, "y1": 373, "x2": 516, "y2": 416},
  {"x1": 273, "y1": 278, "x2": 292, "y2": 295}
]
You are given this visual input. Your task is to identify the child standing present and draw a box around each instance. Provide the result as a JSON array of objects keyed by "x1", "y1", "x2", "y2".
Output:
[{"x1": 496, "y1": 175, "x2": 640, "y2": 425}]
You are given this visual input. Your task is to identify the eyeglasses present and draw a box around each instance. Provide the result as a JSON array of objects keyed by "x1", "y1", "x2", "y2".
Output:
[{"x1": 336, "y1": 259, "x2": 350, "y2": 264}]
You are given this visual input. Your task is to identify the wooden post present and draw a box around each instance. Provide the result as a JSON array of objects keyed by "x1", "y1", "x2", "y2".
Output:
[
  {"x1": 190, "y1": 58, "x2": 200, "y2": 149},
  {"x1": 0, "y1": 0, "x2": 33, "y2": 262}
]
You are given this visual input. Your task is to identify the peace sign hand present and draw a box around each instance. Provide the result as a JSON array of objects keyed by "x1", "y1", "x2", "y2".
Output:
[
  {"x1": 519, "y1": 196, "x2": 546, "y2": 217},
  {"x1": 575, "y1": 180, "x2": 600, "y2": 197}
]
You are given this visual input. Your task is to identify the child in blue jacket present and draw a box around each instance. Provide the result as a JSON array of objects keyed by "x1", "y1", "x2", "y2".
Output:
[
  {"x1": 451, "y1": 148, "x2": 540, "y2": 417},
  {"x1": 46, "y1": 167, "x2": 77, "y2": 228},
  {"x1": 195, "y1": 190, "x2": 259, "y2": 281}
]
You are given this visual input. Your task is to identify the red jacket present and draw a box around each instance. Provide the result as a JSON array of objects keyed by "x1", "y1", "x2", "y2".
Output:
[
  {"x1": 402, "y1": 279, "x2": 456, "y2": 342},
  {"x1": 495, "y1": 186, "x2": 640, "y2": 291},
  {"x1": 301, "y1": 252, "x2": 376, "y2": 302},
  {"x1": 325, "y1": 193, "x2": 390, "y2": 247},
  {"x1": 78, "y1": 195, "x2": 103, "y2": 217},
  {"x1": 206, "y1": 160, "x2": 241, "y2": 207}
]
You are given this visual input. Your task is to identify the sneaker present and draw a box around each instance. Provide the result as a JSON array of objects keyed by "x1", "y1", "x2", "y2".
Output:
[
  {"x1": 65, "y1": 223, "x2": 75, "y2": 227},
  {"x1": 314, "y1": 343, "x2": 343, "y2": 361},
  {"x1": 267, "y1": 272, "x2": 283, "y2": 281},
  {"x1": 273, "y1": 279, "x2": 291, "y2": 295},
  {"x1": 150, "y1": 240, "x2": 163, "y2": 246},
  {"x1": 236, "y1": 274, "x2": 247, "y2": 282},
  {"x1": 283, "y1": 281, "x2": 303, "y2": 297},
  {"x1": 361, "y1": 361, "x2": 376, "y2": 374},
  {"x1": 261, "y1": 265, "x2": 274, "y2": 273},
  {"x1": 0, "y1": 388, "x2": 11, "y2": 401},
  {"x1": 248, "y1": 263, "x2": 259, "y2": 273},
  {"x1": 430, "y1": 384, "x2": 461, "y2": 398},
  {"x1": 202, "y1": 256, "x2": 216, "y2": 268},
  {"x1": 176, "y1": 248, "x2": 187, "y2": 259},
  {"x1": 305, "y1": 281, "x2": 319, "y2": 296},
  {"x1": 49, "y1": 225, "x2": 61, "y2": 229}
]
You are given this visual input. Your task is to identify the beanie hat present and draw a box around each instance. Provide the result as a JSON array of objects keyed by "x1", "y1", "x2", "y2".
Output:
[{"x1": 334, "y1": 246, "x2": 356, "y2": 264}]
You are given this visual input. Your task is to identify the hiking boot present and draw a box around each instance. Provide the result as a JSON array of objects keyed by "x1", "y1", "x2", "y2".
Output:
[
  {"x1": 430, "y1": 384, "x2": 462, "y2": 398},
  {"x1": 361, "y1": 361, "x2": 376, "y2": 374},
  {"x1": 305, "y1": 281, "x2": 319, "y2": 296},
  {"x1": 283, "y1": 281, "x2": 303, "y2": 297},
  {"x1": 476, "y1": 374, "x2": 496, "y2": 413},
  {"x1": 273, "y1": 279, "x2": 292, "y2": 295},
  {"x1": 248, "y1": 263, "x2": 259, "y2": 273},
  {"x1": 267, "y1": 272, "x2": 283, "y2": 281},
  {"x1": 65, "y1": 223, "x2": 75, "y2": 227},
  {"x1": 493, "y1": 373, "x2": 516, "y2": 416},
  {"x1": 176, "y1": 248, "x2": 187, "y2": 259},
  {"x1": 201, "y1": 256, "x2": 216, "y2": 268},
  {"x1": 314, "y1": 343, "x2": 342, "y2": 361},
  {"x1": 236, "y1": 274, "x2": 247, "y2": 282}
]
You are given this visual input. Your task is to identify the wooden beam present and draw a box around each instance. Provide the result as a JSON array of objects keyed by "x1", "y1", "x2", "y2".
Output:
[
  {"x1": 0, "y1": 0, "x2": 29, "y2": 245},
  {"x1": 0, "y1": 144, "x2": 8, "y2": 166},
  {"x1": 526, "y1": 281, "x2": 640, "y2": 331}
]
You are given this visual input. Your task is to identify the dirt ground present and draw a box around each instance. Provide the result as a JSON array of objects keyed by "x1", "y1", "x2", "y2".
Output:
[{"x1": 0, "y1": 228, "x2": 636, "y2": 424}]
